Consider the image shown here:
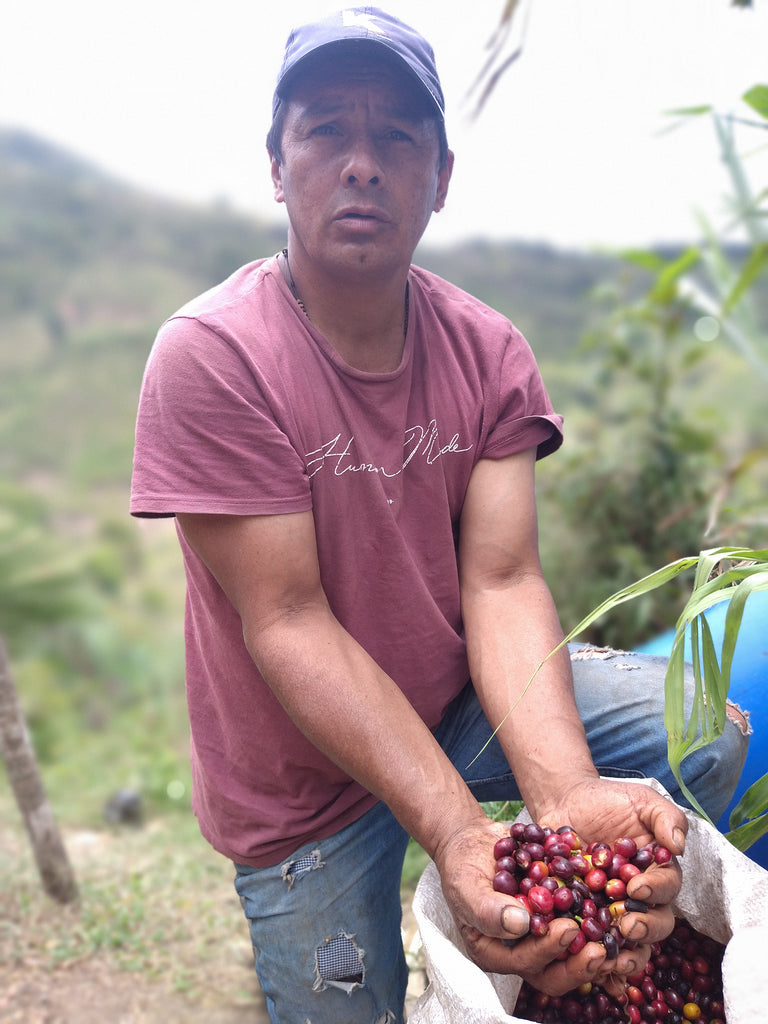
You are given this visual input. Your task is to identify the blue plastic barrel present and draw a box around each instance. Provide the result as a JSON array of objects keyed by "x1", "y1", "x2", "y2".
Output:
[{"x1": 637, "y1": 588, "x2": 768, "y2": 868}]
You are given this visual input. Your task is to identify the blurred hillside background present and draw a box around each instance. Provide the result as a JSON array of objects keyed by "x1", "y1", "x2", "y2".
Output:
[
  {"x1": 2, "y1": 3, "x2": 767, "y2": 1017},
  {"x1": 1, "y1": 72, "x2": 768, "y2": 1024}
]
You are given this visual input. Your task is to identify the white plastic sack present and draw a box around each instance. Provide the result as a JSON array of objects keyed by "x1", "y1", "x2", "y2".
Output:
[{"x1": 410, "y1": 778, "x2": 768, "y2": 1023}]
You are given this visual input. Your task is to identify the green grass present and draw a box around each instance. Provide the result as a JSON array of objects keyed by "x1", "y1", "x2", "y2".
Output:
[{"x1": 0, "y1": 793, "x2": 258, "y2": 1002}]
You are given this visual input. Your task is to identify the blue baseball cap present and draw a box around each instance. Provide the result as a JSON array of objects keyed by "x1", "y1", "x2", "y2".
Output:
[{"x1": 273, "y1": 7, "x2": 445, "y2": 120}]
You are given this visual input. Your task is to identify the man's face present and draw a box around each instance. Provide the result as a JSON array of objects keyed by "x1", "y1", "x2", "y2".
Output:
[{"x1": 271, "y1": 53, "x2": 453, "y2": 281}]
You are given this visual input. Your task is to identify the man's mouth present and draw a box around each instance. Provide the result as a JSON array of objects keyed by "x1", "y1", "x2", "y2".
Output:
[{"x1": 337, "y1": 206, "x2": 387, "y2": 223}]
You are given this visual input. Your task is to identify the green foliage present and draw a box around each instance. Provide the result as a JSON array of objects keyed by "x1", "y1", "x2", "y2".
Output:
[
  {"x1": 536, "y1": 87, "x2": 768, "y2": 850},
  {"x1": 663, "y1": 550, "x2": 768, "y2": 836},
  {"x1": 0, "y1": 484, "x2": 86, "y2": 645},
  {"x1": 742, "y1": 84, "x2": 768, "y2": 119},
  {"x1": 560, "y1": 547, "x2": 768, "y2": 851},
  {"x1": 538, "y1": 85, "x2": 768, "y2": 647},
  {"x1": 663, "y1": 85, "x2": 768, "y2": 377},
  {"x1": 729, "y1": 775, "x2": 768, "y2": 849},
  {"x1": 486, "y1": 548, "x2": 768, "y2": 852},
  {"x1": 417, "y1": 238, "x2": 618, "y2": 363},
  {"x1": 538, "y1": 249, "x2": 725, "y2": 646}
]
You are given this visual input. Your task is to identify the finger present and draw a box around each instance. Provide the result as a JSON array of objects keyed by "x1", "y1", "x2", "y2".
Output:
[
  {"x1": 649, "y1": 805, "x2": 688, "y2": 856},
  {"x1": 463, "y1": 893, "x2": 530, "y2": 943},
  {"x1": 529, "y1": 940, "x2": 610, "y2": 996},
  {"x1": 627, "y1": 858, "x2": 682, "y2": 907},
  {"x1": 460, "y1": 918, "x2": 579, "y2": 979},
  {"x1": 502, "y1": 917, "x2": 582, "y2": 972},
  {"x1": 633, "y1": 790, "x2": 688, "y2": 855},
  {"x1": 620, "y1": 902, "x2": 676, "y2": 947},
  {"x1": 593, "y1": 942, "x2": 650, "y2": 985}
]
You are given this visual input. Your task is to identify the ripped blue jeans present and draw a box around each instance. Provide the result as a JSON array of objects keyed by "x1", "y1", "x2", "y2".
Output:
[{"x1": 233, "y1": 646, "x2": 749, "y2": 1024}]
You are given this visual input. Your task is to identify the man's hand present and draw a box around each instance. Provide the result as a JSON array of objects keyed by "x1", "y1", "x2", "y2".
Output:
[
  {"x1": 434, "y1": 779, "x2": 686, "y2": 996},
  {"x1": 535, "y1": 777, "x2": 688, "y2": 865}
]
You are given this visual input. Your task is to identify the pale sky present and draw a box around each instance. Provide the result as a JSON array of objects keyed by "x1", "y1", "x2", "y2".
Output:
[{"x1": 3, "y1": 0, "x2": 767, "y2": 250}]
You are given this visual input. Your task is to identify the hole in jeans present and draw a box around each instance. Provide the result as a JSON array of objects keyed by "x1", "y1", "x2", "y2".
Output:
[
  {"x1": 726, "y1": 701, "x2": 751, "y2": 735},
  {"x1": 313, "y1": 932, "x2": 365, "y2": 993},
  {"x1": 280, "y1": 848, "x2": 323, "y2": 890}
]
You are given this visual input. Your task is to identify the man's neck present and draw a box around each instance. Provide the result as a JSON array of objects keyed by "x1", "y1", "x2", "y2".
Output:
[{"x1": 280, "y1": 248, "x2": 411, "y2": 373}]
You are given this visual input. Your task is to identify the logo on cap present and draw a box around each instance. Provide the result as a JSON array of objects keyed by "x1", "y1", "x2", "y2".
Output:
[{"x1": 341, "y1": 10, "x2": 388, "y2": 35}]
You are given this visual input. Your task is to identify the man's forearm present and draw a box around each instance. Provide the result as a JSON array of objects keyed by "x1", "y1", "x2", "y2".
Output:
[
  {"x1": 243, "y1": 602, "x2": 487, "y2": 857},
  {"x1": 462, "y1": 573, "x2": 599, "y2": 821}
]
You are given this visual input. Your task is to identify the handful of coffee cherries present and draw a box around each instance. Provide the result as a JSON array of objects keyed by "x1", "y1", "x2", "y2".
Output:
[{"x1": 492, "y1": 820, "x2": 672, "y2": 959}]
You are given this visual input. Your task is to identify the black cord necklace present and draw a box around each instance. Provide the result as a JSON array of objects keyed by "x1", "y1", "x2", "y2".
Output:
[
  {"x1": 281, "y1": 248, "x2": 309, "y2": 317},
  {"x1": 280, "y1": 248, "x2": 410, "y2": 336}
]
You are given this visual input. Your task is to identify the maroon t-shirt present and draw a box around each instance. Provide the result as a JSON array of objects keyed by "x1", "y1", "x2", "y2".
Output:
[{"x1": 130, "y1": 256, "x2": 563, "y2": 866}]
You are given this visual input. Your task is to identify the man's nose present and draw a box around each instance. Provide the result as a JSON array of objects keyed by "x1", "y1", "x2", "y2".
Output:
[{"x1": 341, "y1": 138, "x2": 382, "y2": 186}]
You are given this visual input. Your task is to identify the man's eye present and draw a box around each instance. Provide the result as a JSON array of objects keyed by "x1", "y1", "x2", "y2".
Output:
[
  {"x1": 386, "y1": 129, "x2": 412, "y2": 142},
  {"x1": 311, "y1": 124, "x2": 338, "y2": 136}
]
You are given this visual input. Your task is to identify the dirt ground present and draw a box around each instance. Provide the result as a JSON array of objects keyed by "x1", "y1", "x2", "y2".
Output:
[
  {"x1": 0, "y1": 813, "x2": 427, "y2": 1024},
  {"x1": 0, "y1": 958, "x2": 268, "y2": 1024},
  {"x1": 0, "y1": 915, "x2": 426, "y2": 1024}
]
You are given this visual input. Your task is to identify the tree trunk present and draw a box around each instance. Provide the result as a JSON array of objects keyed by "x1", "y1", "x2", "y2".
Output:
[{"x1": 0, "y1": 633, "x2": 78, "y2": 903}]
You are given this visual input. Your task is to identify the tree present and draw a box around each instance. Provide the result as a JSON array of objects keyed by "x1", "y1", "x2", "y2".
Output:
[
  {"x1": 0, "y1": 633, "x2": 78, "y2": 902},
  {"x1": 0, "y1": 485, "x2": 85, "y2": 903}
]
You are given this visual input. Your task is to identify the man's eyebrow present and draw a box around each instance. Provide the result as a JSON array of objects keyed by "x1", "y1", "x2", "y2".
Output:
[
  {"x1": 300, "y1": 98, "x2": 346, "y2": 118},
  {"x1": 298, "y1": 95, "x2": 427, "y2": 123}
]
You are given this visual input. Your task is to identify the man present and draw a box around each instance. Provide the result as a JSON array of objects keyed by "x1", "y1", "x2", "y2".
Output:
[{"x1": 131, "y1": 9, "x2": 748, "y2": 1023}]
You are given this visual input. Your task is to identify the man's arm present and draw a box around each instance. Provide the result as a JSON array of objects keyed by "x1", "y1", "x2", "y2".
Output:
[
  {"x1": 175, "y1": 509, "x2": 489, "y2": 862},
  {"x1": 455, "y1": 450, "x2": 687, "y2": 991},
  {"x1": 458, "y1": 448, "x2": 599, "y2": 821}
]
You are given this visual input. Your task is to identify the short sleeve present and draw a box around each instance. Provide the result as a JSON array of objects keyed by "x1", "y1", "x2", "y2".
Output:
[
  {"x1": 130, "y1": 316, "x2": 313, "y2": 518},
  {"x1": 481, "y1": 325, "x2": 563, "y2": 461}
]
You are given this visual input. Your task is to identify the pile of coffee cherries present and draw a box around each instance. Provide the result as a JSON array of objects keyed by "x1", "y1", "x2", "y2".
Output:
[
  {"x1": 492, "y1": 820, "x2": 672, "y2": 958},
  {"x1": 513, "y1": 918, "x2": 726, "y2": 1023}
]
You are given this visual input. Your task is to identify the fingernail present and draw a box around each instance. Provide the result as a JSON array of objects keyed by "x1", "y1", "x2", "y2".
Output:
[
  {"x1": 587, "y1": 956, "x2": 604, "y2": 972},
  {"x1": 673, "y1": 827, "x2": 686, "y2": 853},
  {"x1": 631, "y1": 883, "x2": 651, "y2": 902},
  {"x1": 501, "y1": 904, "x2": 529, "y2": 935},
  {"x1": 560, "y1": 927, "x2": 580, "y2": 949},
  {"x1": 625, "y1": 919, "x2": 649, "y2": 943},
  {"x1": 624, "y1": 959, "x2": 638, "y2": 976}
]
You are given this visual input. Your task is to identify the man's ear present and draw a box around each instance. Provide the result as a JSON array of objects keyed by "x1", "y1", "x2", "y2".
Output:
[
  {"x1": 269, "y1": 151, "x2": 285, "y2": 204},
  {"x1": 433, "y1": 150, "x2": 455, "y2": 214}
]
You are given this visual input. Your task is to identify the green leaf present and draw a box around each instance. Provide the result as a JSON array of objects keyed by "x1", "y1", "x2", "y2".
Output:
[
  {"x1": 663, "y1": 553, "x2": 768, "y2": 828},
  {"x1": 729, "y1": 773, "x2": 768, "y2": 829},
  {"x1": 742, "y1": 84, "x2": 768, "y2": 120},
  {"x1": 648, "y1": 247, "x2": 700, "y2": 304},
  {"x1": 564, "y1": 557, "x2": 699, "y2": 639},
  {"x1": 720, "y1": 572, "x2": 768, "y2": 684},
  {"x1": 618, "y1": 249, "x2": 666, "y2": 272},
  {"x1": 664, "y1": 105, "x2": 713, "y2": 118},
  {"x1": 725, "y1": 812, "x2": 768, "y2": 853},
  {"x1": 722, "y1": 242, "x2": 768, "y2": 315}
]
